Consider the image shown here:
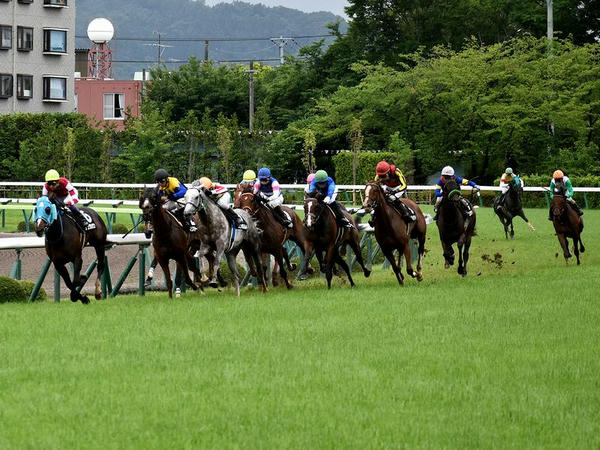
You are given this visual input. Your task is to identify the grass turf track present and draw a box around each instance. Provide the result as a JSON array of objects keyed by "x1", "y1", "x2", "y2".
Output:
[{"x1": 1, "y1": 207, "x2": 599, "y2": 448}]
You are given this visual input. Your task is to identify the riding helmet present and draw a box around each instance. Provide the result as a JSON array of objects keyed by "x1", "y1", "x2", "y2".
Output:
[
  {"x1": 154, "y1": 168, "x2": 169, "y2": 181},
  {"x1": 243, "y1": 170, "x2": 256, "y2": 182},
  {"x1": 306, "y1": 173, "x2": 315, "y2": 184},
  {"x1": 376, "y1": 161, "x2": 391, "y2": 176},
  {"x1": 315, "y1": 170, "x2": 328, "y2": 183},
  {"x1": 441, "y1": 166, "x2": 454, "y2": 176},
  {"x1": 553, "y1": 169, "x2": 564, "y2": 179},
  {"x1": 505, "y1": 167, "x2": 513, "y2": 175},
  {"x1": 199, "y1": 177, "x2": 213, "y2": 189},
  {"x1": 258, "y1": 167, "x2": 271, "y2": 180},
  {"x1": 45, "y1": 169, "x2": 60, "y2": 182}
]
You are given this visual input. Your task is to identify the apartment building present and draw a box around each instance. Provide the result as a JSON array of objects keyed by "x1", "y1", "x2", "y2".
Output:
[{"x1": 0, "y1": 0, "x2": 75, "y2": 114}]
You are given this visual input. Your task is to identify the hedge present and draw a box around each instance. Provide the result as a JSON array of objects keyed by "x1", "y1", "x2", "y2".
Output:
[
  {"x1": 18, "y1": 280, "x2": 48, "y2": 302},
  {"x1": 332, "y1": 151, "x2": 400, "y2": 184},
  {"x1": 0, "y1": 276, "x2": 28, "y2": 303}
]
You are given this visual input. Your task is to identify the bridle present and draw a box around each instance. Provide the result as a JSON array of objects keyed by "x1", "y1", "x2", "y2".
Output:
[
  {"x1": 304, "y1": 197, "x2": 324, "y2": 229},
  {"x1": 238, "y1": 192, "x2": 259, "y2": 216},
  {"x1": 363, "y1": 182, "x2": 383, "y2": 211}
]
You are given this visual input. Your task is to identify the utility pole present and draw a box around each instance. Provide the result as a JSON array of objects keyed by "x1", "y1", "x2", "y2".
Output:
[
  {"x1": 547, "y1": 0, "x2": 553, "y2": 41},
  {"x1": 246, "y1": 60, "x2": 256, "y2": 132},
  {"x1": 147, "y1": 32, "x2": 172, "y2": 65},
  {"x1": 270, "y1": 36, "x2": 294, "y2": 64},
  {"x1": 204, "y1": 40, "x2": 210, "y2": 61}
]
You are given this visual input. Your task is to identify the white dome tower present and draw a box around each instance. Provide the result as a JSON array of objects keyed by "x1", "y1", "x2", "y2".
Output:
[{"x1": 87, "y1": 18, "x2": 115, "y2": 79}]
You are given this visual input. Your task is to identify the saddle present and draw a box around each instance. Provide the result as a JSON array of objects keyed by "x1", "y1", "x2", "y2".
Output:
[{"x1": 60, "y1": 207, "x2": 96, "y2": 232}]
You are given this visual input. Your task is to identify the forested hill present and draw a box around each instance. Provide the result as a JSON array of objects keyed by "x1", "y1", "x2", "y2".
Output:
[{"x1": 76, "y1": 0, "x2": 344, "y2": 78}]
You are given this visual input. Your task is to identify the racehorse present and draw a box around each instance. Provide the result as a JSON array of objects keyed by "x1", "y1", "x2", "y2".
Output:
[
  {"x1": 551, "y1": 183, "x2": 585, "y2": 265},
  {"x1": 493, "y1": 182, "x2": 535, "y2": 239},
  {"x1": 184, "y1": 187, "x2": 267, "y2": 296},
  {"x1": 34, "y1": 196, "x2": 107, "y2": 304},
  {"x1": 234, "y1": 188, "x2": 313, "y2": 287},
  {"x1": 303, "y1": 196, "x2": 371, "y2": 289},
  {"x1": 362, "y1": 182, "x2": 427, "y2": 286},
  {"x1": 435, "y1": 179, "x2": 476, "y2": 277},
  {"x1": 139, "y1": 188, "x2": 204, "y2": 298}
]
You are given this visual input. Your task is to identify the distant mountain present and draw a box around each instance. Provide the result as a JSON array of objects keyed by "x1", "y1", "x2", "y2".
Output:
[{"x1": 76, "y1": 0, "x2": 345, "y2": 78}]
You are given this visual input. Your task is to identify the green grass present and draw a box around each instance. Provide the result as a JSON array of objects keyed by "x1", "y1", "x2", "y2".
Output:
[{"x1": 1, "y1": 208, "x2": 599, "y2": 448}]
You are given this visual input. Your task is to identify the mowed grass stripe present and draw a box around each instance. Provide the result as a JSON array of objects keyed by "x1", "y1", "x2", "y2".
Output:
[{"x1": 1, "y1": 208, "x2": 599, "y2": 448}]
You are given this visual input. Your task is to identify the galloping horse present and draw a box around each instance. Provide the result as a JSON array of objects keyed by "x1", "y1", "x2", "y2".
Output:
[
  {"x1": 303, "y1": 196, "x2": 371, "y2": 289},
  {"x1": 436, "y1": 179, "x2": 476, "y2": 277},
  {"x1": 234, "y1": 187, "x2": 313, "y2": 287},
  {"x1": 184, "y1": 187, "x2": 267, "y2": 296},
  {"x1": 34, "y1": 196, "x2": 107, "y2": 304},
  {"x1": 362, "y1": 182, "x2": 427, "y2": 286},
  {"x1": 551, "y1": 184, "x2": 585, "y2": 265},
  {"x1": 139, "y1": 189, "x2": 203, "y2": 298},
  {"x1": 493, "y1": 182, "x2": 535, "y2": 239}
]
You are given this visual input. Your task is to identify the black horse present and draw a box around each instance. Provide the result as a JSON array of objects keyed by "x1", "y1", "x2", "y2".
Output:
[
  {"x1": 435, "y1": 179, "x2": 476, "y2": 277},
  {"x1": 493, "y1": 182, "x2": 535, "y2": 239},
  {"x1": 34, "y1": 196, "x2": 108, "y2": 304}
]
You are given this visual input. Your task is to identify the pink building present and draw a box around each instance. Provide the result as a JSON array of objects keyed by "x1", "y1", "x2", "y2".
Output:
[{"x1": 74, "y1": 78, "x2": 143, "y2": 130}]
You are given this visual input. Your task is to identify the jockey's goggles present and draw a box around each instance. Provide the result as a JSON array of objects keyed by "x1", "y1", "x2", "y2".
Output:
[
  {"x1": 47, "y1": 180, "x2": 58, "y2": 186},
  {"x1": 157, "y1": 178, "x2": 168, "y2": 184},
  {"x1": 259, "y1": 177, "x2": 270, "y2": 183}
]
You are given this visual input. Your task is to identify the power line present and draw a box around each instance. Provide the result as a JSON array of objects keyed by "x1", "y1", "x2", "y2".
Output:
[
  {"x1": 75, "y1": 33, "x2": 340, "y2": 43},
  {"x1": 112, "y1": 58, "x2": 283, "y2": 64}
]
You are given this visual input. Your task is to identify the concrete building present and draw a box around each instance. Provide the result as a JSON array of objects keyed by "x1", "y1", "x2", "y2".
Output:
[{"x1": 0, "y1": 0, "x2": 75, "y2": 114}]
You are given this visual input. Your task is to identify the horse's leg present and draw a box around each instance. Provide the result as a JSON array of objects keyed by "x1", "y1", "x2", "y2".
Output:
[
  {"x1": 441, "y1": 240, "x2": 454, "y2": 268},
  {"x1": 557, "y1": 232, "x2": 571, "y2": 263},
  {"x1": 402, "y1": 241, "x2": 417, "y2": 279},
  {"x1": 509, "y1": 218, "x2": 514, "y2": 239},
  {"x1": 158, "y1": 258, "x2": 173, "y2": 298},
  {"x1": 283, "y1": 246, "x2": 296, "y2": 271},
  {"x1": 457, "y1": 235, "x2": 466, "y2": 277},
  {"x1": 334, "y1": 250, "x2": 355, "y2": 287},
  {"x1": 71, "y1": 257, "x2": 91, "y2": 304},
  {"x1": 226, "y1": 252, "x2": 241, "y2": 297},
  {"x1": 383, "y1": 248, "x2": 404, "y2": 286},
  {"x1": 461, "y1": 236, "x2": 472, "y2": 277},
  {"x1": 573, "y1": 235, "x2": 581, "y2": 265},
  {"x1": 94, "y1": 245, "x2": 106, "y2": 300},
  {"x1": 275, "y1": 249, "x2": 293, "y2": 289},
  {"x1": 176, "y1": 256, "x2": 202, "y2": 294},
  {"x1": 347, "y1": 234, "x2": 371, "y2": 278},
  {"x1": 416, "y1": 229, "x2": 425, "y2": 281},
  {"x1": 251, "y1": 248, "x2": 268, "y2": 293},
  {"x1": 209, "y1": 245, "x2": 225, "y2": 288},
  {"x1": 324, "y1": 246, "x2": 336, "y2": 289},
  {"x1": 297, "y1": 242, "x2": 315, "y2": 280},
  {"x1": 519, "y1": 211, "x2": 536, "y2": 231},
  {"x1": 56, "y1": 263, "x2": 88, "y2": 304}
]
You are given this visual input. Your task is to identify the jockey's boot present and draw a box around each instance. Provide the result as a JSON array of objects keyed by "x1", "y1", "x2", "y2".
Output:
[
  {"x1": 70, "y1": 206, "x2": 95, "y2": 231},
  {"x1": 397, "y1": 200, "x2": 416, "y2": 223},
  {"x1": 433, "y1": 197, "x2": 442, "y2": 221},
  {"x1": 569, "y1": 200, "x2": 584, "y2": 216},
  {"x1": 331, "y1": 202, "x2": 353, "y2": 228},
  {"x1": 273, "y1": 206, "x2": 293, "y2": 228},
  {"x1": 459, "y1": 198, "x2": 474, "y2": 232},
  {"x1": 225, "y1": 206, "x2": 247, "y2": 230}
]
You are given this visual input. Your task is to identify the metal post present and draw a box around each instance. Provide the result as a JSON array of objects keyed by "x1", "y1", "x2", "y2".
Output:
[
  {"x1": 248, "y1": 60, "x2": 255, "y2": 132},
  {"x1": 75, "y1": 260, "x2": 97, "y2": 293},
  {"x1": 10, "y1": 248, "x2": 22, "y2": 279},
  {"x1": 110, "y1": 251, "x2": 138, "y2": 297},
  {"x1": 204, "y1": 40, "x2": 209, "y2": 61},
  {"x1": 138, "y1": 244, "x2": 146, "y2": 296},
  {"x1": 29, "y1": 258, "x2": 52, "y2": 302}
]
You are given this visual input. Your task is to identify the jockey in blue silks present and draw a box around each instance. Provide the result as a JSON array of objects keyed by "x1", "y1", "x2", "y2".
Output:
[
  {"x1": 253, "y1": 167, "x2": 292, "y2": 228},
  {"x1": 433, "y1": 165, "x2": 479, "y2": 223},
  {"x1": 308, "y1": 169, "x2": 352, "y2": 228}
]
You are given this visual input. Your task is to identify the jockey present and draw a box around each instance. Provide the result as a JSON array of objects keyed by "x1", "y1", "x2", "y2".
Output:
[
  {"x1": 433, "y1": 165, "x2": 479, "y2": 222},
  {"x1": 374, "y1": 161, "x2": 416, "y2": 224},
  {"x1": 239, "y1": 169, "x2": 256, "y2": 191},
  {"x1": 304, "y1": 173, "x2": 315, "y2": 197},
  {"x1": 154, "y1": 168, "x2": 197, "y2": 232},
  {"x1": 198, "y1": 176, "x2": 246, "y2": 230},
  {"x1": 253, "y1": 167, "x2": 292, "y2": 228},
  {"x1": 497, "y1": 167, "x2": 523, "y2": 210},
  {"x1": 308, "y1": 169, "x2": 353, "y2": 228},
  {"x1": 549, "y1": 170, "x2": 583, "y2": 220},
  {"x1": 42, "y1": 169, "x2": 95, "y2": 231}
]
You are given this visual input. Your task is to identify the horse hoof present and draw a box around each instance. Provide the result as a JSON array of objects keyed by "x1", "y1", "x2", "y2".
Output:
[
  {"x1": 289, "y1": 263, "x2": 297, "y2": 271},
  {"x1": 81, "y1": 296, "x2": 90, "y2": 304},
  {"x1": 286, "y1": 284, "x2": 293, "y2": 290},
  {"x1": 272, "y1": 279, "x2": 280, "y2": 287},
  {"x1": 417, "y1": 273, "x2": 424, "y2": 282},
  {"x1": 297, "y1": 274, "x2": 309, "y2": 281},
  {"x1": 95, "y1": 292, "x2": 102, "y2": 300},
  {"x1": 363, "y1": 269, "x2": 371, "y2": 278},
  {"x1": 444, "y1": 263, "x2": 450, "y2": 269}
]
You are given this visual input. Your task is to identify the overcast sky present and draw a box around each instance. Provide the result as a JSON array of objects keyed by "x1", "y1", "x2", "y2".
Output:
[{"x1": 204, "y1": 0, "x2": 349, "y2": 18}]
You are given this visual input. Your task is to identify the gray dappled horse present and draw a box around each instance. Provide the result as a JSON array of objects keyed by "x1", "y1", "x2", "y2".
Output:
[{"x1": 184, "y1": 187, "x2": 267, "y2": 296}]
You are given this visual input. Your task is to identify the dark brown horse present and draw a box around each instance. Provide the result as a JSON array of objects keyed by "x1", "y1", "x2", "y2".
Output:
[
  {"x1": 551, "y1": 184, "x2": 585, "y2": 265},
  {"x1": 494, "y1": 182, "x2": 535, "y2": 239},
  {"x1": 303, "y1": 197, "x2": 371, "y2": 289},
  {"x1": 34, "y1": 196, "x2": 107, "y2": 304},
  {"x1": 139, "y1": 188, "x2": 203, "y2": 298},
  {"x1": 435, "y1": 179, "x2": 476, "y2": 277},
  {"x1": 362, "y1": 182, "x2": 427, "y2": 286}
]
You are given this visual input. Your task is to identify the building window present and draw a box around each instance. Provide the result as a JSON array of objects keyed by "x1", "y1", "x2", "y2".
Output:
[
  {"x1": 104, "y1": 93, "x2": 125, "y2": 119},
  {"x1": 0, "y1": 25, "x2": 12, "y2": 50},
  {"x1": 17, "y1": 27, "x2": 33, "y2": 51},
  {"x1": 18, "y1": 0, "x2": 35, "y2": 4},
  {"x1": 43, "y1": 76, "x2": 66, "y2": 101},
  {"x1": 43, "y1": 29, "x2": 66, "y2": 53},
  {"x1": 43, "y1": 0, "x2": 67, "y2": 6},
  {"x1": 0, "y1": 74, "x2": 13, "y2": 98},
  {"x1": 17, "y1": 75, "x2": 33, "y2": 99}
]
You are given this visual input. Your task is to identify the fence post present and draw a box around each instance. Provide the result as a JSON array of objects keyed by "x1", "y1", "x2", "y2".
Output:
[
  {"x1": 138, "y1": 244, "x2": 146, "y2": 296},
  {"x1": 10, "y1": 248, "x2": 22, "y2": 279},
  {"x1": 29, "y1": 258, "x2": 52, "y2": 302},
  {"x1": 583, "y1": 192, "x2": 589, "y2": 209}
]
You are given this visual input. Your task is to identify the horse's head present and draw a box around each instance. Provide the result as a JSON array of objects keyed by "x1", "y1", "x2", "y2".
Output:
[
  {"x1": 443, "y1": 179, "x2": 461, "y2": 203},
  {"x1": 236, "y1": 191, "x2": 258, "y2": 215},
  {"x1": 233, "y1": 183, "x2": 253, "y2": 206},
  {"x1": 362, "y1": 182, "x2": 384, "y2": 211},
  {"x1": 33, "y1": 196, "x2": 58, "y2": 237},
  {"x1": 303, "y1": 196, "x2": 322, "y2": 230}
]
